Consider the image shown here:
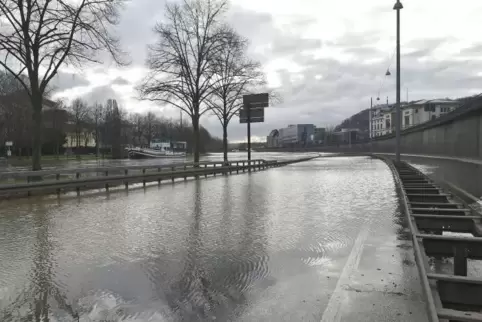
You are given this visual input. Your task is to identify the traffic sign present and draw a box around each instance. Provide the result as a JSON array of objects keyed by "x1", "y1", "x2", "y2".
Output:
[
  {"x1": 5, "y1": 141, "x2": 12, "y2": 147},
  {"x1": 239, "y1": 108, "x2": 264, "y2": 124},
  {"x1": 243, "y1": 93, "x2": 269, "y2": 108}
]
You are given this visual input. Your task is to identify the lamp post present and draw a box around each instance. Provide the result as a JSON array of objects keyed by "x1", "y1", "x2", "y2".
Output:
[{"x1": 394, "y1": 0, "x2": 403, "y2": 162}]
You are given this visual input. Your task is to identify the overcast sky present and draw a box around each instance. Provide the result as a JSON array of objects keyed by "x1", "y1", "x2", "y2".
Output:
[{"x1": 52, "y1": 0, "x2": 482, "y2": 142}]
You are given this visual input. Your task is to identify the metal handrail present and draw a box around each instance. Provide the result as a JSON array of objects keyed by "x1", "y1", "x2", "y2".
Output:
[{"x1": 0, "y1": 159, "x2": 267, "y2": 180}]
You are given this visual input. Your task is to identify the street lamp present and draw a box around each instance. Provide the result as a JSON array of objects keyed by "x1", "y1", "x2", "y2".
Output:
[{"x1": 394, "y1": 0, "x2": 403, "y2": 162}]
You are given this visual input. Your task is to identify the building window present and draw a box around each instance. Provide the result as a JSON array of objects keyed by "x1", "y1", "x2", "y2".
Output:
[
  {"x1": 415, "y1": 108, "x2": 418, "y2": 113},
  {"x1": 404, "y1": 115, "x2": 410, "y2": 127}
]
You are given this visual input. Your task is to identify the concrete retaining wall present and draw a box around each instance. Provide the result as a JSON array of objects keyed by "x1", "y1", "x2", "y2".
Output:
[{"x1": 319, "y1": 95, "x2": 482, "y2": 159}]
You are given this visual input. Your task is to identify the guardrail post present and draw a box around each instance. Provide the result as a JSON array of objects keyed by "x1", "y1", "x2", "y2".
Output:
[
  {"x1": 55, "y1": 173, "x2": 61, "y2": 194},
  {"x1": 76, "y1": 172, "x2": 80, "y2": 194},
  {"x1": 236, "y1": 162, "x2": 239, "y2": 174},
  {"x1": 158, "y1": 168, "x2": 161, "y2": 185},
  {"x1": 242, "y1": 161, "x2": 245, "y2": 172},
  {"x1": 454, "y1": 245, "x2": 468, "y2": 276},
  {"x1": 184, "y1": 165, "x2": 187, "y2": 181},
  {"x1": 125, "y1": 169, "x2": 129, "y2": 189},
  {"x1": 172, "y1": 167, "x2": 175, "y2": 182},
  {"x1": 142, "y1": 169, "x2": 146, "y2": 187},
  {"x1": 204, "y1": 164, "x2": 207, "y2": 178},
  {"x1": 213, "y1": 163, "x2": 216, "y2": 177},
  {"x1": 26, "y1": 176, "x2": 31, "y2": 196}
]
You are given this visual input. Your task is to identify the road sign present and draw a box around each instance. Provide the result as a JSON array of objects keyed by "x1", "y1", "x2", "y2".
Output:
[
  {"x1": 5, "y1": 141, "x2": 12, "y2": 147},
  {"x1": 239, "y1": 108, "x2": 264, "y2": 123},
  {"x1": 242, "y1": 93, "x2": 269, "y2": 163},
  {"x1": 243, "y1": 93, "x2": 269, "y2": 109}
]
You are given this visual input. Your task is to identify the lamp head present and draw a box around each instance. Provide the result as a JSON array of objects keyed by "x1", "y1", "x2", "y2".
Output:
[{"x1": 393, "y1": 1, "x2": 403, "y2": 10}]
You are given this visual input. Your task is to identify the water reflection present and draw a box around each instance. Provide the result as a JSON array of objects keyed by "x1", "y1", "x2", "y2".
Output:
[{"x1": 1, "y1": 205, "x2": 78, "y2": 321}]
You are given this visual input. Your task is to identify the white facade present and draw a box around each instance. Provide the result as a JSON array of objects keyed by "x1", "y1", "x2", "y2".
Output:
[
  {"x1": 370, "y1": 104, "x2": 393, "y2": 137},
  {"x1": 371, "y1": 99, "x2": 459, "y2": 137}
]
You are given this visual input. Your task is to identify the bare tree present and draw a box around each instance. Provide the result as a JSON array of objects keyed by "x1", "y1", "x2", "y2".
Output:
[
  {"x1": 69, "y1": 98, "x2": 89, "y2": 149},
  {"x1": 0, "y1": 70, "x2": 24, "y2": 95},
  {"x1": 208, "y1": 29, "x2": 265, "y2": 163},
  {"x1": 104, "y1": 99, "x2": 122, "y2": 159},
  {"x1": 90, "y1": 103, "x2": 104, "y2": 156},
  {"x1": 143, "y1": 111, "x2": 157, "y2": 147},
  {"x1": 130, "y1": 113, "x2": 144, "y2": 146},
  {"x1": 139, "y1": 0, "x2": 228, "y2": 163},
  {"x1": 0, "y1": 0, "x2": 127, "y2": 170}
]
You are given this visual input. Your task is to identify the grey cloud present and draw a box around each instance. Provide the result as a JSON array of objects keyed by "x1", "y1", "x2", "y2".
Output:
[
  {"x1": 459, "y1": 43, "x2": 482, "y2": 56},
  {"x1": 83, "y1": 85, "x2": 120, "y2": 105},
  {"x1": 344, "y1": 46, "x2": 382, "y2": 57},
  {"x1": 116, "y1": 0, "x2": 168, "y2": 66},
  {"x1": 111, "y1": 76, "x2": 130, "y2": 85},
  {"x1": 327, "y1": 30, "x2": 383, "y2": 48},
  {"x1": 50, "y1": 71, "x2": 90, "y2": 93}
]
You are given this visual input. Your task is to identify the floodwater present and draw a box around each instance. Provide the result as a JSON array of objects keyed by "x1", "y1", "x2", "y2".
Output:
[
  {"x1": 0, "y1": 152, "x2": 325, "y2": 172},
  {"x1": 0, "y1": 156, "x2": 427, "y2": 321}
]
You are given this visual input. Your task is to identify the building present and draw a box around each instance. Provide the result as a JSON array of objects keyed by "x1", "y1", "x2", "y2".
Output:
[
  {"x1": 371, "y1": 103, "x2": 394, "y2": 137},
  {"x1": 266, "y1": 129, "x2": 279, "y2": 148},
  {"x1": 313, "y1": 127, "x2": 326, "y2": 144},
  {"x1": 370, "y1": 99, "x2": 459, "y2": 137},
  {"x1": 403, "y1": 99, "x2": 458, "y2": 128},
  {"x1": 278, "y1": 124, "x2": 315, "y2": 146},
  {"x1": 332, "y1": 128, "x2": 364, "y2": 145}
]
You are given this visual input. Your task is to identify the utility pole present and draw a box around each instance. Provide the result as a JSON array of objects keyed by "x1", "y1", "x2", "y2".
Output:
[
  {"x1": 247, "y1": 103, "x2": 251, "y2": 162},
  {"x1": 394, "y1": 0, "x2": 403, "y2": 163},
  {"x1": 370, "y1": 97, "x2": 373, "y2": 153}
]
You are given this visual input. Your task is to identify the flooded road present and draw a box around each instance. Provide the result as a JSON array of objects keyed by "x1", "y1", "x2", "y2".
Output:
[
  {"x1": 0, "y1": 152, "x2": 323, "y2": 172},
  {"x1": 0, "y1": 156, "x2": 427, "y2": 321}
]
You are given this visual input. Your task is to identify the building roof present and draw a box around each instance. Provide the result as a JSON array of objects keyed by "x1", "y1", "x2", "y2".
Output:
[
  {"x1": 268, "y1": 129, "x2": 279, "y2": 137},
  {"x1": 411, "y1": 99, "x2": 455, "y2": 105}
]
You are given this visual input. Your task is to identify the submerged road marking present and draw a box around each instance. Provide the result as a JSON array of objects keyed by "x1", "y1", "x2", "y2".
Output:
[{"x1": 320, "y1": 223, "x2": 371, "y2": 322}]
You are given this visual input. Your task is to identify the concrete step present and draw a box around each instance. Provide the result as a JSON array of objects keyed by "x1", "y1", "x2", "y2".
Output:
[
  {"x1": 411, "y1": 207, "x2": 470, "y2": 214},
  {"x1": 409, "y1": 202, "x2": 462, "y2": 208}
]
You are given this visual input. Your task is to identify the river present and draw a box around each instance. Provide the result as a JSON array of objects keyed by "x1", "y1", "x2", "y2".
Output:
[{"x1": 0, "y1": 155, "x2": 427, "y2": 321}]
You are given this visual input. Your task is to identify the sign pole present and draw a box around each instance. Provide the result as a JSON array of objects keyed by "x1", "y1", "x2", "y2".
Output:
[{"x1": 247, "y1": 103, "x2": 251, "y2": 162}]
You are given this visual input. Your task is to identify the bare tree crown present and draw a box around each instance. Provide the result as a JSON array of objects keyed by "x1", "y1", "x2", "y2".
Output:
[
  {"x1": 208, "y1": 27, "x2": 265, "y2": 125},
  {"x1": 0, "y1": 0, "x2": 127, "y2": 96},
  {"x1": 140, "y1": 0, "x2": 229, "y2": 118}
]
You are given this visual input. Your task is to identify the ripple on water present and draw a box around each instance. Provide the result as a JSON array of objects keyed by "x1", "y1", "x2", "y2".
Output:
[{"x1": 0, "y1": 156, "x2": 398, "y2": 321}]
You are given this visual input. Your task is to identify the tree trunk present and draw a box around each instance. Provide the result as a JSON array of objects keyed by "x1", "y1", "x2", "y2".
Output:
[
  {"x1": 95, "y1": 130, "x2": 100, "y2": 157},
  {"x1": 192, "y1": 116, "x2": 200, "y2": 164},
  {"x1": 223, "y1": 123, "x2": 228, "y2": 165},
  {"x1": 31, "y1": 94, "x2": 43, "y2": 171}
]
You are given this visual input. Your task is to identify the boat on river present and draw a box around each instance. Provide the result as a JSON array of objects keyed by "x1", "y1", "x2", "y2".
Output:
[{"x1": 126, "y1": 139, "x2": 187, "y2": 159}]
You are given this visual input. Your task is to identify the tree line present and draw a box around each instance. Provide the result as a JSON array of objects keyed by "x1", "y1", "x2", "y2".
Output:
[
  {"x1": 0, "y1": 0, "x2": 271, "y2": 170},
  {"x1": 0, "y1": 79, "x2": 222, "y2": 158}
]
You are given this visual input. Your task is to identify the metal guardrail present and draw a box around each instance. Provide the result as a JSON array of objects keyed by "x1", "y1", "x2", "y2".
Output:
[
  {"x1": 384, "y1": 156, "x2": 482, "y2": 322},
  {"x1": 0, "y1": 157, "x2": 316, "y2": 199},
  {"x1": 0, "y1": 159, "x2": 266, "y2": 181}
]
